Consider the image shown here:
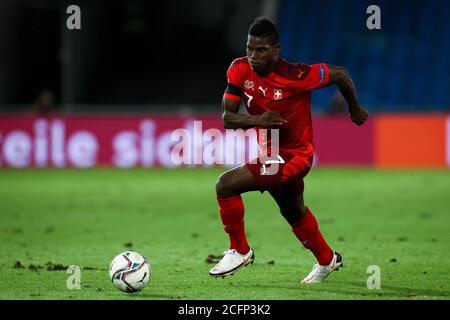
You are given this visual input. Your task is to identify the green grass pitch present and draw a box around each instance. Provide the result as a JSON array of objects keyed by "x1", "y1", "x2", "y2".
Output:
[{"x1": 0, "y1": 167, "x2": 449, "y2": 300}]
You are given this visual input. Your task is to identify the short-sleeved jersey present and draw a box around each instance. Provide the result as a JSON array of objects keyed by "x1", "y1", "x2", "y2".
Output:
[{"x1": 224, "y1": 57, "x2": 330, "y2": 158}]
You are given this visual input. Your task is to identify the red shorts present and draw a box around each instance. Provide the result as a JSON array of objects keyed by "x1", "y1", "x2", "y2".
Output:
[{"x1": 245, "y1": 152, "x2": 313, "y2": 195}]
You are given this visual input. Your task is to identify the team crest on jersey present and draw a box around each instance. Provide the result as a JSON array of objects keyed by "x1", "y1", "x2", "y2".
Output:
[
  {"x1": 244, "y1": 80, "x2": 254, "y2": 90},
  {"x1": 274, "y1": 89, "x2": 283, "y2": 100}
]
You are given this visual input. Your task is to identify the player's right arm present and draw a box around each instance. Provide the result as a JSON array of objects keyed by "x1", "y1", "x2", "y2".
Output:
[{"x1": 222, "y1": 88, "x2": 286, "y2": 129}]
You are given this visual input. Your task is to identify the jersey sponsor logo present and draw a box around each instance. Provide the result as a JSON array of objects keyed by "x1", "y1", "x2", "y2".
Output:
[
  {"x1": 319, "y1": 65, "x2": 326, "y2": 83},
  {"x1": 258, "y1": 86, "x2": 268, "y2": 96},
  {"x1": 274, "y1": 89, "x2": 283, "y2": 100},
  {"x1": 244, "y1": 80, "x2": 254, "y2": 90}
]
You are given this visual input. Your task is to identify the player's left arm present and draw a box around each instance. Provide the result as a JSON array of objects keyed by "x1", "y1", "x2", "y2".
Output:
[{"x1": 327, "y1": 65, "x2": 369, "y2": 126}]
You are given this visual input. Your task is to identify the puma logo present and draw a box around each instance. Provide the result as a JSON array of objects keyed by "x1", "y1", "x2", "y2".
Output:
[
  {"x1": 298, "y1": 70, "x2": 305, "y2": 78},
  {"x1": 258, "y1": 86, "x2": 268, "y2": 96}
]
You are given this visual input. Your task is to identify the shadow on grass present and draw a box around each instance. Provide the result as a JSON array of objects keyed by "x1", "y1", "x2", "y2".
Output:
[
  {"x1": 233, "y1": 280, "x2": 450, "y2": 299},
  {"x1": 21, "y1": 291, "x2": 178, "y2": 300},
  {"x1": 134, "y1": 293, "x2": 186, "y2": 299},
  {"x1": 344, "y1": 281, "x2": 450, "y2": 299}
]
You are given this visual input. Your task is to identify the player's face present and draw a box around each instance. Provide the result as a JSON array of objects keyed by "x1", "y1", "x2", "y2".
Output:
[{"x1": 246, "y1": 35, "x2": 280, "y2": 75}]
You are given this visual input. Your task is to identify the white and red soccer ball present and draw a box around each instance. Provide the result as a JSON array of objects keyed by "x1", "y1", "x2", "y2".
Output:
[{"x1": 109, "y1": 251, "x2": 151, "y2": 293}]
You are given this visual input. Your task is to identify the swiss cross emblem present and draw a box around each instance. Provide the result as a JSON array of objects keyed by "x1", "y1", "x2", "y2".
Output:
[{"x1": 274, "y1": 89, "x2": 283, "y2": 100}]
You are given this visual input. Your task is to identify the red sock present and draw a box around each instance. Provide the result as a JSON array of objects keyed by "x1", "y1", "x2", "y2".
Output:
[
  {"x1": 217, "y1": 195, "x2": 250, "y2": 254},
  {"x1": 291, "y1": 207, "x2": 333, "y2": 265}
]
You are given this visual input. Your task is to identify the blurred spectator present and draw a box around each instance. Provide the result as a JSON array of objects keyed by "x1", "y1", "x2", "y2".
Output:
[
  {"x1": 327, "y1": 90, "x2": 347, "y2": 114},
  {"x1": 29, "y1": 88, "x2": 58, "y2": 115}
]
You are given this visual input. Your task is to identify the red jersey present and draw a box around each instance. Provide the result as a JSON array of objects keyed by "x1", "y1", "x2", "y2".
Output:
[{"x1": 224, "y1": 57, "x2": 330, "y2": 158}]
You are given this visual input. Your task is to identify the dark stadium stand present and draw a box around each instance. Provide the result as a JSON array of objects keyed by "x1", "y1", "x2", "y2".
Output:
[{"x1": 277, "y1": 0, "x2": 450, "y2": 112}]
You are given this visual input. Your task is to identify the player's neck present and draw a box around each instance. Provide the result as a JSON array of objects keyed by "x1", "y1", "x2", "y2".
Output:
[{"x1": 256, "y1": 58, "x2": 279, "y2": 76}]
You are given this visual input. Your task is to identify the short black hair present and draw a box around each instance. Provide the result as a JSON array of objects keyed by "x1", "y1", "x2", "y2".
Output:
[{"x1": 248, "y1": 17, "x2": 279, "y2": 45}]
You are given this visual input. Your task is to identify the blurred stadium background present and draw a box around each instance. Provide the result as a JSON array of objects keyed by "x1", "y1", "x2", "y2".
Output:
[
  {"x1": 1, "y1": 0, "x2": 450, "y2": 300},
  {"x1": 1, "y1": 0, "x2": 450, "y2": 111},
  {"x1": 0, "y1": 0, "x2": 448, "y2": 169}
]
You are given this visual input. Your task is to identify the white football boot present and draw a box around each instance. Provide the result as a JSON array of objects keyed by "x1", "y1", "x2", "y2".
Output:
[
  {"x1": 209, "y1": 248, "x2": 255, "y2": 278},
  {"x1": 301, "y1": 251, "x2": 343, "y2": 284}
]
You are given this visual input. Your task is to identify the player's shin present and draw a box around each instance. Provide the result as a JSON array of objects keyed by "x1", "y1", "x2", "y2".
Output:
[
  {"x1": 290, "y1": 207, "x2": 333, "y2": 266},
  {"x1": 217, "y1": 196, "x2": 250, "y2": 254}
]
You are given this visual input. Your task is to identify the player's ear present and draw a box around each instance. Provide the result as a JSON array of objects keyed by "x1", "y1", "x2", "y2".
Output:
[{"x1": 273, "y1": 43, "x2": 281, "y2": 55}]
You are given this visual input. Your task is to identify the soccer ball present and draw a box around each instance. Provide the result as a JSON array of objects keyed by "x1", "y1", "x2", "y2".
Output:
[{"x1": 109, "y1": 251, "x2": 151, "y2": 293}]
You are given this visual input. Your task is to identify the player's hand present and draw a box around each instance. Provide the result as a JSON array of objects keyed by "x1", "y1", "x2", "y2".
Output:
[
  {"x1": 349, "y1": 105, "x2": 368, "y2": 126},
  {"x1": 257, "y1": 111, "x2": 287, "y2": 128}
]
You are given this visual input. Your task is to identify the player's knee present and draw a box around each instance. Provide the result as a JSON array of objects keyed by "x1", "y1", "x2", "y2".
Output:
[{"x1": 215, "y1": 172, "x2": 234, "y2": 198}]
